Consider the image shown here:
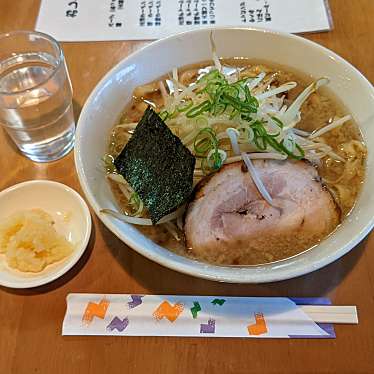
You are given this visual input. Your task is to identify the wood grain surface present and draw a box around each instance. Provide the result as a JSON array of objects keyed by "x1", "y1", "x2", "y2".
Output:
[{"x1": 1, "y1": 1, "x2": 374, "y2": 373}]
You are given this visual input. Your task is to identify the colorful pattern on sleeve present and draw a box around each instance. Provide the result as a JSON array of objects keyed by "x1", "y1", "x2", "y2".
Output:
[{"x1": 62, "y1": 294, "x2": 335, "y2": 338}]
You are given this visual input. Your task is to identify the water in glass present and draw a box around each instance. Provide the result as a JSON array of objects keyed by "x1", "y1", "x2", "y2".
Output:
[{"x1": 0, "y1": 51, "x2": 75, "y2": 162}]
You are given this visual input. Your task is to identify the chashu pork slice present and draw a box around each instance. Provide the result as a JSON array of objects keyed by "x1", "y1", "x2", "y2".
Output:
[{"x1": 184, "y1": 160, "x2": 340, "y2": 265}]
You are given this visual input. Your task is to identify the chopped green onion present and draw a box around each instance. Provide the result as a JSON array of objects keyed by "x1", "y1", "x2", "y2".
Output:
[
  {"x1": 129, "y1": 191, "x2": 140, "y2": 207},
  {"x1": 159, "y1": 110, "x2": 169, "y2": 121},
  {"x1": 159, "y1": 109, "x2": 178, "y2": 120},
  {"x1": 271, "y1": 116, "x2": 284, "y2": 128},
  {"x1": 246, "y1": 120, "x2": 304, "y2": 159},
  {"x1": 186, "y1": 100, "x2": 211, "y2": 118},
  {"x1": 195, "y1": 116, "x2": 209, "y2": 128},
  {"x1": 198, "y1": 69, "x2": 226, "y2": 84},
  {"x1": 187, "y1": 69, "x2": 259, "y2": 119},
  {"x1": 207, "y1": 149, "x2": 227, "y2": 169},
  {"x1": 193, "y1": 127, "x2": 218, "y2": 155},
  {"x1": 279, "y1": 140, "x2": 305, "y2": 160},
  {"x1": 129, "y1": 191, "x2": 144, "y2": 217},
  {"x1": 102, "y1": 154, "x2": 116, "y2": 173},
  {"x1": 177, "y1": 99, "x2": 194, "y2": 112}
]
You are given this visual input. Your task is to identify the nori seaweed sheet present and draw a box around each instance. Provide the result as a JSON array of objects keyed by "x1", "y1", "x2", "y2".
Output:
[{"x1": 114, "y1": 107, "x2": 196, "y2": 224}]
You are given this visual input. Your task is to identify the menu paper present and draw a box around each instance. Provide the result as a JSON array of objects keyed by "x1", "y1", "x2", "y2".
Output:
[
  {"x1": 36, "y1": 0, "x2": 332, "y2": 42},
  {"x1": 62, "y1": 294, "x2": 335, "y2": 338}
]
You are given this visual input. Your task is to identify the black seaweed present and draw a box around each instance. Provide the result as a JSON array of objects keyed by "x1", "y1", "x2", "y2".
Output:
[{"x1": 114, "y1": 107, "x2": 196, "y2": 224}]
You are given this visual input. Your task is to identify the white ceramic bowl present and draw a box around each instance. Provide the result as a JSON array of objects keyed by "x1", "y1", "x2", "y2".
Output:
[
  {"x1": 75, "y1": 28, "x2": 374, "y2": 283},
  {"x1": 0, "y1": 180, "x2": 91, "y2": 288}
]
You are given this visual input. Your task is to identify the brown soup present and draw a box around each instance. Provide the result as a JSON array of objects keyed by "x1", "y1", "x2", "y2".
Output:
[{"x1": 106, "y1": 59, "x2": 366, "y2": 265}]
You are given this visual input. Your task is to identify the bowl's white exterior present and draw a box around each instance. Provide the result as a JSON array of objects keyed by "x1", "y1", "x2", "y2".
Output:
[{"x1": 75, "y1": 28, "x2": 374, "y2": 283}]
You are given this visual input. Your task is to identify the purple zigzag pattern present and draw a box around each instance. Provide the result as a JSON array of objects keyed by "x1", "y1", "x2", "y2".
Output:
[
  {"x1": 200, "y1": 318, "x2": 215, "y2": 334},
  {"x1": 128, "y1": 295, "x2": 144, "y2": 309},
  {"x1": 106, "y1": 316, "x2": 129, "y2": 332}
]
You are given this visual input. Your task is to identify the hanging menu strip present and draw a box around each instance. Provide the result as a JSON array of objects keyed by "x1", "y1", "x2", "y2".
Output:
[{"x1": 35, "y1": 0, "x2": 332, "y2": 42}]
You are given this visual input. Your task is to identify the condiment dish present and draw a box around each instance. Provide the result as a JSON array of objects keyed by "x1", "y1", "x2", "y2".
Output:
[{"x1": 0, "y1": 180, "x2": 91, "y2": 288}]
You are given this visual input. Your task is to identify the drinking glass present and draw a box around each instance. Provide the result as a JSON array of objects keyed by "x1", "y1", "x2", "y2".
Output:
[{"x1": 0, "y1": 31, "x2": 75, "y2": 162}]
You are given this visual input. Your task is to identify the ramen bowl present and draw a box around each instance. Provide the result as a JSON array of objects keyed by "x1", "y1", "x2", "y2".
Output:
[{"x1": 75, "y1": 28, "x2": 374, "y2": 283}]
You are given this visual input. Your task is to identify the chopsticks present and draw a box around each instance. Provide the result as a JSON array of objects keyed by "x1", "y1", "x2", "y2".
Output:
[{"x1": 300, "y1": 305, "x2": 358, "y2": 324}]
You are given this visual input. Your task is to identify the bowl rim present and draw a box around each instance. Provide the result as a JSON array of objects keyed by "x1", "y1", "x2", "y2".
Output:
[
  {"x1": 74, "y1": 26, "x2": 374, "y2": 283},
  {"x1": 0, "y1": 180, "x2": 92, "y2": 288}
]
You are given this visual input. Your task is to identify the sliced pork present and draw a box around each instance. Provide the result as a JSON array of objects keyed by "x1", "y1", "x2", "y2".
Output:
[{"x1": 185, "y1": 160, "x2": 340, "y2": 265}]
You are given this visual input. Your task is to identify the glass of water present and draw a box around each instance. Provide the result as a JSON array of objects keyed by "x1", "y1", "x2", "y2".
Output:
[{"x1": 0, "y1": 31, "x2": 75, "y2": 162}]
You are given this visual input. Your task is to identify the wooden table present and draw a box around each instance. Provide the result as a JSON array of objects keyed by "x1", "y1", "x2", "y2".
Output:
[{"x1": 1, "y1": 1, "x2": 374, "y2": 373}]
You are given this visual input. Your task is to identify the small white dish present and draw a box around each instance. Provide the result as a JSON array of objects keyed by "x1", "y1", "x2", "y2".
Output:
[{"x1": 0, "y1": 180, "x2": 91, "y2": 288}]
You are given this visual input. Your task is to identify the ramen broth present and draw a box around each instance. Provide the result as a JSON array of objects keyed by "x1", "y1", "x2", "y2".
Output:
[{"x1": 107, "y1": 59, "x2": 366, "y2": 265}]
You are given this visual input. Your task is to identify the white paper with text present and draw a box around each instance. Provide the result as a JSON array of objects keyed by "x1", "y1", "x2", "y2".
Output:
[{"x1": 36, "y1": 0, "x2": 332, "y2": 42}]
